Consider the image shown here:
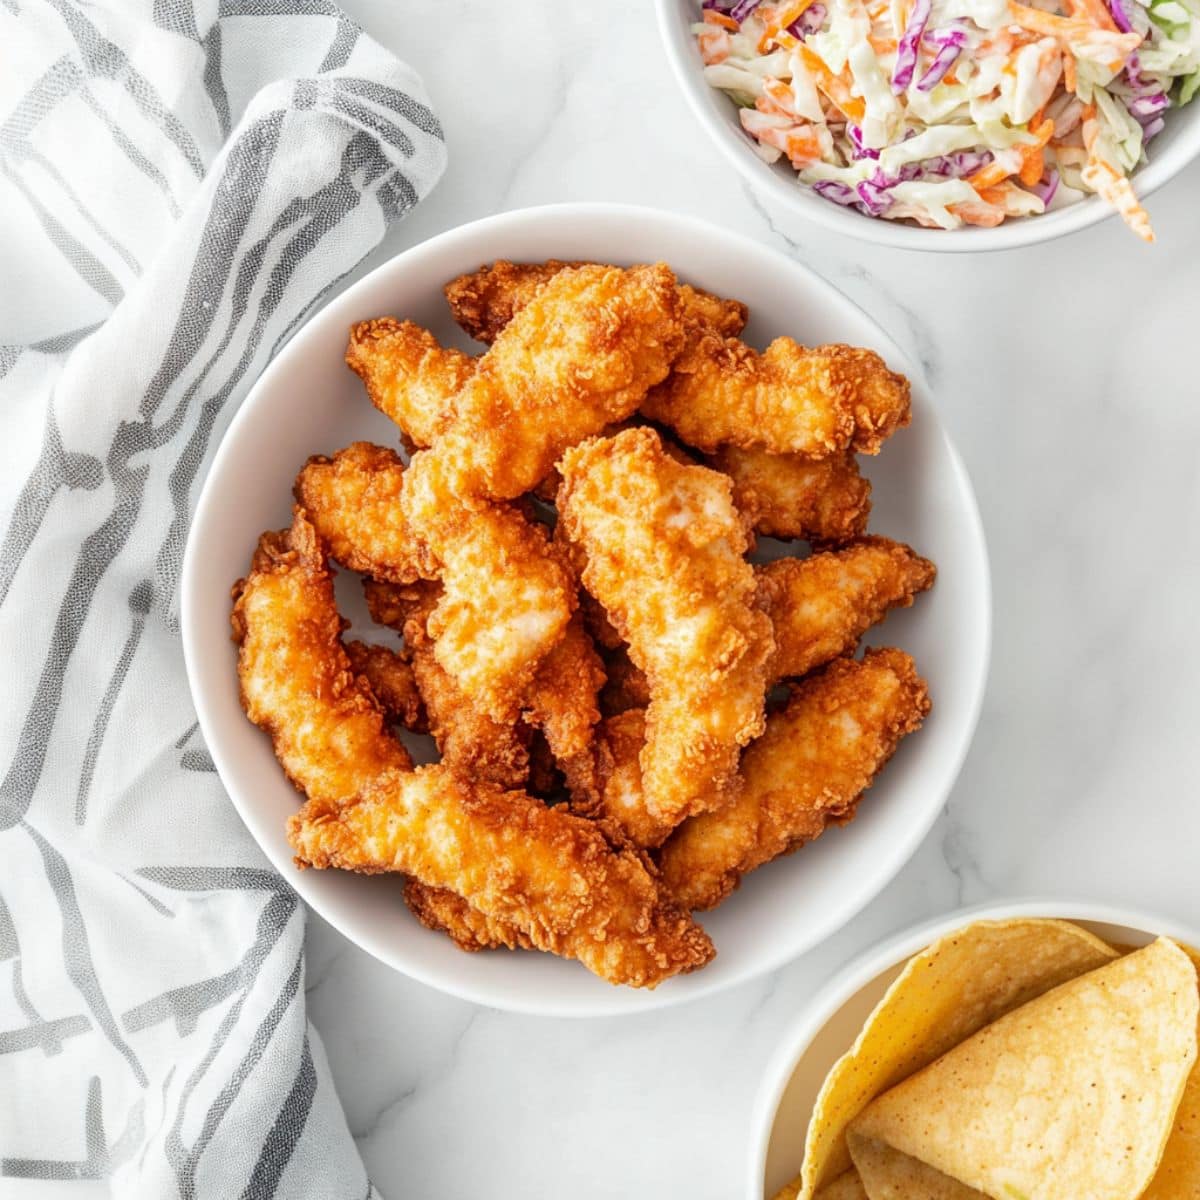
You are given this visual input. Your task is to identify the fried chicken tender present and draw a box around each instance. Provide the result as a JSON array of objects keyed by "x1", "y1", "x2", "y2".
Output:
[
  {"x1": 558, "y1": 427, "x2": 775, "y2": 828},
  {"x1": 443, "y1": 259, "x2": 747, "y2": 346},
  {"x1": 658, "y1": 648, "x2": 930, "y2": 911},
  {"x1": 641, "y1": 333, "x2": 911, "y2": 458},
  {"x1": 345, "y1": 318, "x2": 473, "y2": 447},
  {"x1": 409, "y1": 263, "x2": 685, "y2": 501},
  {"x1": 711, "y1": 446, "x2": 872, "y2": 543},
  {"x1": 234, "y1": 510, "x2": 713, "y2": 987},
  {"x1": 294, "y1": 442, "x2": 423, "y2": 583},
  {"x1": 291, "y1": 769, "x2": 715, "y2": 988},
  {"x1": 364, "y1": 579, "x2": 532, "y2": 789},
  {"x1": 344, "y1": 639, "x2": 426, "y2": 732},
  {"x1": 403, "y1": 879, "x2": 534, "y2": 951},
  {"x1": 758, "y1": 538, "x2": 937, "y2": 681},
  {"x1": 230, "y1": 511, "x2": 412, "y2": 801}
]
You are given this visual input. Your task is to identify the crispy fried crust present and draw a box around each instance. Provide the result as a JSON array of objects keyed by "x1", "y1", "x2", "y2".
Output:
[
  {"x1": 658, "y1": 648, "x2": 930, "y2": 911},
  {"x1": 230, "y1": 511, "x2": 413, "y2": 802},
  {"x1": 642, "y1": 334, "x2": 911, "y2": 457},
  {"x1": 444, "y1": 259, "x2": 746, "y2": 346},
  {"x1": 410, "y1": 263, "x2": 684, "y2": 502},
  {"x1": 363, "y1": 578, "x2": 531, "y2": 789},
  {"x1": 344, "y1": 639, "x2": 426, "y2": 732},
  {"x1": 403, "y1": 879, "x2": 535, "y2": 951},
  {"x1": 290, "y1": 769, "x2": 715, "y2": 986},
  {"x1": 234, "y1": 511, "x2": 712, "y2": 987},
  {"x1": 758, "y1": 538, "x2": 936, "y2": 682},
  {"x1": 558, "y1": 427, "x2": 775, "y2": 829},
  {"x1": 294, "y1": 442, "x2": 425, "y2": 583},
  {"x1": 711, "y1": 446, "x2": 872, "y2": 543},
  {"x1": 345, "y1": 318, "x2": 474, "y2": 447}
]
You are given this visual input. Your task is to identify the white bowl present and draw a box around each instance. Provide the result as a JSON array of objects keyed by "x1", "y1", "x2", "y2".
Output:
[
  {"x1": 657, "y1": 0, "x2": 1200, "y2": 252},
  {"x1": 748, "y1": 899, "x2": 1200, "y2": 1198},
  {"x1": 181, "y1": 202, "x2": 991, "y2": 1017}
]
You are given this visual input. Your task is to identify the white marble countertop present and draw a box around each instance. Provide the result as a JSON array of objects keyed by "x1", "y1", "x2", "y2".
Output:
[{"x1": 290, "y1": 2, "x2": 1200, "y2": 1197}]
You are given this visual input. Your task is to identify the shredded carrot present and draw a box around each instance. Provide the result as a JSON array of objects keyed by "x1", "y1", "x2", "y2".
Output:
[
  {"x1": 1065, "y1": 0, "x2": 1120, "y2": 32},
  {"x1": 1009, "y1": 4, "x2": 1097, "y2": 39},
  {"x1": 1082, "y1": 158, "x2": 1155, "y2": 240},
  {"x1": 757, "y1": 76, "x2": 798, "y2": 116},
  {"x1": 966, "y1": 117, "x2": 1054, "y2": 189},
  {"x1": 948, "y1": 200, "x2": 1007, "y2": 226},
  {"x1": 697, "y1": 28, "x2": 732, "y2": 64},
  {"x1": 703, "y1": 9, "x2": 741, "y2": 31},
  {"x1": 1063, "y1": 51, "x2": 1077, "y2": 90},
  {"x1": 869, "y1": 35, "x2": 899, "y2": 53},
  {"x1": 797, "y1": 44, "x2": 867, "y2": 121},
  {"x1": 758, "y1": 0, "x2": 816, "y2": 51}
]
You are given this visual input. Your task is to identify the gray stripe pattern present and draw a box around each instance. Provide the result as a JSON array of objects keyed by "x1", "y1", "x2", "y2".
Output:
[{"x1": 0, "y1": 0, "x2": 446, "y2": 1192}]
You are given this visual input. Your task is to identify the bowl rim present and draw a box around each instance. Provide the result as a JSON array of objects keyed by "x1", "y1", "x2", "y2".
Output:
[
  {"x1": 655, "y1": 0, "x2": 1200, "y2": 253},
  {"x1": 181, "y1": 200, "x2": 992, "y2": 1016},
  {"x1": 746, "y1": 897, "x2": 1200, "y2": 1198}
]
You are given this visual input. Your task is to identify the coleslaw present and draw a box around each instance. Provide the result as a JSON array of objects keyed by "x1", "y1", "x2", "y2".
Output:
[{"x1": 695, "y1": 0, "x2": 1200, "y2": 238}]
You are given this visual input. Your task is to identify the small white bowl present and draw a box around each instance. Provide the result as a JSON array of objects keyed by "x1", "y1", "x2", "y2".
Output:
[
  {"x1": 748, "y1": 899, "x2": 1200, "y2": 1198},
  {"x1": 657, "y1": 0, "x2": 1200, "y2": 252},
  {"x1": 181, "y1": 202, "x2": 990, "y2": 1017}
]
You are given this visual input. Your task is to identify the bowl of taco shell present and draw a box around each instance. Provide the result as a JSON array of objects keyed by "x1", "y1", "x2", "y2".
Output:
[{"x1": 752, "y1": 901, "x2": 1200, "y2": 1200}]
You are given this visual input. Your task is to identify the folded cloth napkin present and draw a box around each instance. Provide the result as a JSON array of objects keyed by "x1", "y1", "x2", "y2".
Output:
[{"x1": 0, "y1": 1, "x2": 446, "y2": 1192}]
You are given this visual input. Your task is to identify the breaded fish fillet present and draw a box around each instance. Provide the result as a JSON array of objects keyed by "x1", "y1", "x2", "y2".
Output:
[
  {"x1": 443, "y1": 259, "x2": 747, "y2": 346},
  {"x1": 558, "y1": 427, "x2": 775, "y2": 828},
  {"x1": 758, "y1": 538, "x2": 937, "y2": 681},
  {"x1": 641, "y1": 332, "x2": 911, "y2": 458},
  {"x1": 363, "y1": 578, "x2": 532, "y2": 790},
  {"x1": 710, "y1": 446, "x2": 872, "y2": 544},
  {"x1": 344, "y1": 639, "x2": 426, "y2": 732},
  {"x1": 345, "y1": 318, "x2": 473, "y2": 447},
  {"x1": 658, "y1": 648, "x2": 930, "y2": 911},
  {"x1": 294, "y1": 442, "x2": 424, "y2": 583},
  {"x1": 233, "y1": 510, "x2": 713, "y2": 988}
]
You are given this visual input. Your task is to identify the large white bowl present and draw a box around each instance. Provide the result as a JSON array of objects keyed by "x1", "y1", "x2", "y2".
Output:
[
  {"x1": 748, "y1": 899, "x2": 1200, "y2": 1198},
  {"x1": 657, "y1": 0, "x2": 1200, "y2": 252},
  {"x1": 181, "y1": 203, "x2": 991, "y2": 1017}
]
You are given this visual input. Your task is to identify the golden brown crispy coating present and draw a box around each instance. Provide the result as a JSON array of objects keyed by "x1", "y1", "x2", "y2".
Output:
[
  {"x1": 524, "y1": 613, "x2": 606, "y2": 802},
  {"x1": 345, "y1": 318, "x2": 473, "y2": 447},
  {"x1": 234, "y1": 511, "x2": 712, "y2": 987},
  {"x1": 585, "y1": 709, "x2": 675, "y2": 849},
  {"x1": 408, "y1": 263, "x2": 684, "y2": 502},
  {"x1": 231, "y1": 511, "x2": 412, "y2": 802},
  {"x1": 444, "y1": 259, "x2": 747, "y2": 346},
  {"x1": 658, "y1": 648, "x2": 930, "y2": 911},
  {"x1": 758, "y1": 538, "x2": 936, "y2": 682},
  {"x1": 290, "y1": 768, "x2": 715, "y2": 987},
  {"x1": 558, "y1": 427, "x2": 775, "y2": 829},
  {"x1": 641, "y1": 333, "x2": 911, "y2": 458},
  {"x1": 711, "y1": 446, "x2": 872, "y2": 543},
  {"x1": 363, "y1": 578, "x2": 531, "y2": 789},
  {"x1": 403, "y1": 879, "x2": 535, "y2": 951},
  {"x1": 344, "y1": 639, "x2": 426, "y2": 732},
  {"x1": 294, "y1": 442, "x2": 424, "y2": 583},
  {"x1": 599, "y1": 644, "x2": 652, "y2": 716}
]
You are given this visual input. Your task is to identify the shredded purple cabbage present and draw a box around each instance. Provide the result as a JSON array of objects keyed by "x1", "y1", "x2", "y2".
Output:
[
  {"x1": 729, "y1": 0, "x2": 762, "y2": 21},
  {"x1": 1030, "y1": 168, "x2": 1060, "y2": 205},
  {"x1": 923, "y1": 149, "x2": 993, "y2": 177},
  {"x1": 1106, "y1": 0, "x2": 1135, "y2": 32},
  {"x1": 856, "y1": 177, "x2": 894, "y2": 215},
  {"x1": 1128, "y1": 91, "x2": 1169, "y2": 119},
  {"x1": 788, "y1": 2, "x2": 827, "y2": 36},
  {"x1": 917, "y1": 23, "x2": 969, "y2": 91},
  {"x1": 1142, "y1": 114, "x2": 1166, "y2": 140},
  {"x1": 813, "y1": 180, "x2": 859, "y2": 204},
  {"x1": 701, "y1": 0, "x2": 737, "y2": 9},
  {"x1": 892, "y1": 0, "x2": 933, "y2": 92},
  {"x1": 847, "y1": 124, "x2": 881, "y2": 159}
]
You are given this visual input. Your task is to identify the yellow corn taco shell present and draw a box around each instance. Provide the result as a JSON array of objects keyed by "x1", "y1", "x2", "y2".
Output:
[
  {"x1": 848, "y1": 937, "x2": 1199, "y2": 1200},
  {"x1": 848, "y1": 1134, "x2": 985, "y2": 1199},
  {"x1": 798, "y1": 918, "x2": 1118, "y2": 1196}
]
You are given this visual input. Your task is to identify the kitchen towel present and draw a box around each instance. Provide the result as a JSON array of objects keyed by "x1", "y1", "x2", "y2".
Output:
[{"x1": 0, "y1": 1, "x2": 446, "y2": 1193}]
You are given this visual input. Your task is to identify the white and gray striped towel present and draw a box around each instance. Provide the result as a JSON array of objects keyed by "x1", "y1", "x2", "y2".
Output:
[{"x1": 0, "y1": 1, "x2": 446, "y2": 1193}]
